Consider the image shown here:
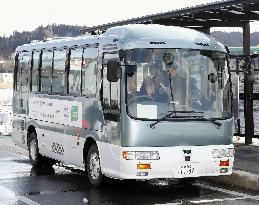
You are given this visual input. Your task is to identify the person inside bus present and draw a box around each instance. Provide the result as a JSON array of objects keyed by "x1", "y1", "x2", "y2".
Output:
[
  {"x1": 140, "y1": 62, "x2": 167, "y2": 95},
  {"x1": 165, "y1": 63, "x2": 211, "y2": 110},
  {"x1": 127, "y1": 75, "x2": 138, "y2": 101},
  {"x1": 140, "y1": 77, "x2": 168, "y2": 103}
]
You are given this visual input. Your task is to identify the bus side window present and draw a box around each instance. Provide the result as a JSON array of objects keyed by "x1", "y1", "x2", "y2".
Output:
[
  {"x1": 31, "y1": 51, "x2": 40, "y2": 92},
  {"x1": 69, "y1": 48, "x2": 83, "y2": 95},
  {"x1": 111, "y1": 81, "x2": 120, "y2": 110},
  {"x1": 103, "y1": 67, "x2": 110, "y2": 109},
  {"x1": 20, "y1": 52, "x2": 31, "y2": 92},
  {"x1": 52, "y1": 50, "x2": 66, "y2": 94},
  {"x1": 13, "y1": 53, "x2": 20, "y2": 114},
  {"x1": 41, "y1": 51, "x2": 53, "y2": 93},
  {"x1": 102, "y1": 53, "x2": 120, "y2": 117},
  {"x1": 14, "y1": 53, "x2": 20, "y2": 91},
  {"x1": 82, "y1": 47, "x2": 98, "y2": 96}
]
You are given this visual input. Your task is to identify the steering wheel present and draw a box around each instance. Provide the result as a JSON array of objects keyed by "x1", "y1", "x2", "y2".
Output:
[{"x1": 128, "y1": 95, "x2": 153, "y2": 104}]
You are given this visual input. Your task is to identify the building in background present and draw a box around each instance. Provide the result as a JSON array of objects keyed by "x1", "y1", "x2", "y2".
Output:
[{"x1": 0, "y1": 73, "x2": 13, "y2": 84}]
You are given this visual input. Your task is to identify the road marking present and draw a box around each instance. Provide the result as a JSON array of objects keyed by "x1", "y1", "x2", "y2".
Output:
[
  {"x1": 192, "y1": 182, "x2": 259, "y2": 203},
  {"x1": 190, "y1": 196, "x2": 248, "y2": 204},
  {"x1": 17, "y1": 196, "x2": 40, "y2": 205},
  {"x1": 195, "y1": 182, "x2": 259, "y2": 199},
  {"x1": 0, "y1": 185, "x2": 40, "y2": 205}
]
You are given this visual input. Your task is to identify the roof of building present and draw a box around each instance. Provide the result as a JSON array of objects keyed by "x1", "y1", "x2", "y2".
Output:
[{"x1": 81, "y1": 0, "x2": 259, "y2": 34}]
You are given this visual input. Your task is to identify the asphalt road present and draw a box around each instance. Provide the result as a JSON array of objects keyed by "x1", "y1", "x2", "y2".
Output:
[{"x1": 1, "y1": 136, "x2": 259, "y2": 205}]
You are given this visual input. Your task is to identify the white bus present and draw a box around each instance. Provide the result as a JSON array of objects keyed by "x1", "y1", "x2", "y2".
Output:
[{"x1": 13, "y1": 24, "x2": 234, "y2": 187}]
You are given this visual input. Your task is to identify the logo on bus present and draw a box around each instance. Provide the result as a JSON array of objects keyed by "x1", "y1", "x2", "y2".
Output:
[
  {"x1": 71, "y1": 106, "x2": 78, "y2": 121},
  {"x1": 195, "y1": 42, "x2": 210, "y2": 46},
  {"x1": 150, "y1": 41, "x2": 166, "y2": 45}
]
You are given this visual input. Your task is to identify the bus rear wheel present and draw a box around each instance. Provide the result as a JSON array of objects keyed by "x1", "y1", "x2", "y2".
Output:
[
  {"x1": 86, "y1": 144, "x2": 105, "y2": 187},
  {"x1": 28, "y1": 132, "x2": 55, "y2": 168}
]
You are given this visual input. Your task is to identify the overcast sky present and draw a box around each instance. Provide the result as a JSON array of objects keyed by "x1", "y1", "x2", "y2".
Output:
[{"x1": 1, "y1": 0, "x2": 259, "y2": 36}]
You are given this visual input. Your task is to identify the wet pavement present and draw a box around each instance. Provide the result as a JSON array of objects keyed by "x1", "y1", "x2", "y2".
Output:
[{"x1": 1, "y1": 136, "x2": 259, "y2": 205}]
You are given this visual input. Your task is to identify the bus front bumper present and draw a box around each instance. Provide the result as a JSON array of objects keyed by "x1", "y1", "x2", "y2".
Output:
[{"x1": 118, "y1": 145, "x2": 234, "y2": 180}]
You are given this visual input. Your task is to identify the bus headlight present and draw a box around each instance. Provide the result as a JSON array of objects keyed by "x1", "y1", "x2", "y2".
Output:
[
  {"x1": 122, "y1": 151, "x2": 160, "y2": 160},
  {"x1": 212, "y1": 148, "x2": 235, "y2": 158}
]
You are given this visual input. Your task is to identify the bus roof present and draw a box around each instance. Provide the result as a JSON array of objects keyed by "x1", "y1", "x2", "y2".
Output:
[{"x1": 16, "y1": 24, "x2": 226, "y2": 53}]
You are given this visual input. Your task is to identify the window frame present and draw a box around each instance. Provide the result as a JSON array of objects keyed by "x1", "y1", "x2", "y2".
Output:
[
  {"x1": 51, "y1": 49, "x2": 67, "y2": 95},
  {"x1": 101, "y1": 51, "x2": 121, "y2": 121},
  {"x1": 40, "y1": 50, "x2": 54, "y2": 94}
]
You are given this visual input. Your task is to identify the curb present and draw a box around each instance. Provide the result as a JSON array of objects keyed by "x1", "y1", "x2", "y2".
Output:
[{"x1": 205, "y1": 170, "x2": 259, "y2": 192}]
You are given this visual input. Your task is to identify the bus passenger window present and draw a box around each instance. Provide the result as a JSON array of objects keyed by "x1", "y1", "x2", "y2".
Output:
[
  {"x1": 82, "y1": 47, "x2": 98, "y2": 96},
  {"x1": 69, "y1": 48, "x2": 82, "y2": 95},
  {"x1": 52, "y1": 50, "x2": 66, "y2": 94},
  {"x1": 41, "y1": 51, "x2": 53, "y2": 93},
  {"x1": 31, "y1": 51, "x2": 40, "y2": 92},
  {"x1": 20, "y1": 52, "x2": 31, "y2": 90},
  {"x1": 14, "y1": 54, "x2": 21, "y2": 91}
]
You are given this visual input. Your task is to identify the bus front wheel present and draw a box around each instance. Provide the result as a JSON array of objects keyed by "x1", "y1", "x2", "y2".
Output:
[
  {"x1": 86, "y1": 144, "x2": 104, "y2": 187},
  {"x1": 28, "y1": 132, "x2": 55, "y2": 168}
]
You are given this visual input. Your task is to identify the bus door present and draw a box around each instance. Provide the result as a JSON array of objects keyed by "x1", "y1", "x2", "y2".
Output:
[
  {"x1": 13, "y1": 52, "x2": 31, "y2": 147},
  {"x1": 20, "y1": 52, "x2": 31, "y2": 115},
  {"x1": 101, "y1": 52, "x2": 121, "y2": 170}
]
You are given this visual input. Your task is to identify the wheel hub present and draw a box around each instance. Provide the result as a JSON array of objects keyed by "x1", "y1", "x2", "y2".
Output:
[
  {"x1": 30, "y1": 139, "x2": 37, "y2": 161},
  {"x1": 89, "y1": 152, "x2": 100, "y2": 180}
]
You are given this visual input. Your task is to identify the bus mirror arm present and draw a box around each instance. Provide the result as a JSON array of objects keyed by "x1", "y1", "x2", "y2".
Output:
[
  {"x1": 119, "y1": 49, "x2": 126, "y2": 59},
  {"x1": 125, "y1": 65, "x2": 137, "y2": 77},
  {"x1": 225, "y1": 46, "x2": 230, "y2": 55}
]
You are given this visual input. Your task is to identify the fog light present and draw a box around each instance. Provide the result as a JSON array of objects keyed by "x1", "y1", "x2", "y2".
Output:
[
  {"x1": 219, "y1": 160, "x2": 229, "y2": 167},
  {"x1": 220, "y1": 168, "x2": 228, "y2": 173},
  {"x1": 137, "y1": 163, "x2": 151, "y2": 170},
  {"x1": 137, "y1": 172, "x2": 148, "y2": 176}
]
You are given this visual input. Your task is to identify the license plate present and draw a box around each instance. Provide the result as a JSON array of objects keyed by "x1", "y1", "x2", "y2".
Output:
[{"x1": 179, "y1": 164, "x2": 195, "y2": 175}]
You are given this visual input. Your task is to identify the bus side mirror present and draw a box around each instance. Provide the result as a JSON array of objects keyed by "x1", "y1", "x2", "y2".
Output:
[{"x1": 107, "y1": 60, "x2": 121, "y2": 82}]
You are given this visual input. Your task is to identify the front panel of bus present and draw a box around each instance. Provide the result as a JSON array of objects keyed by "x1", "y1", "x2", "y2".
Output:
[{"x1": 117, "y1": 48, "x2": 234, "y2": 179}]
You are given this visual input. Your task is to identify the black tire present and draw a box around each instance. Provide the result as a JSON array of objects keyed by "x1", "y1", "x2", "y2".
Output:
[
  {"x1": 28, "y1": 132, "x2": 55, "y2": 168},
  {"x1": 86, "y1": 144, "x2": 105, "y2": 188}
]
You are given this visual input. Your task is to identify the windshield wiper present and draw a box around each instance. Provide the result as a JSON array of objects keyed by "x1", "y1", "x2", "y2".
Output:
[
  {"x1": 148, "y1": 112, "x2": 222, "y2": 129},
  {"x1": 181, "y1": 115, "x2": 222, "y2": 129},
  {"x1": 149, "y1": 110, "x2": 205, "y2": 129},
  {"x1": 149, "y1": 111, "x2": 176, "y2": 129},
  {"x1": 169, "y1": 110, "x2": 205, "y2": 114}
]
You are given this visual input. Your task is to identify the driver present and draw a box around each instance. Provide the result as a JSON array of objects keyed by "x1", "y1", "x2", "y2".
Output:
[{"x1": 140, "y1": 77, "x2": 168, "y2": 103}]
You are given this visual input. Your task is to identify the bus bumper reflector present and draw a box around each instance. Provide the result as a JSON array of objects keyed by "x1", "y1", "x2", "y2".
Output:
[
  {"x1": 219, "y1": 160, "x2": 229, "y2": 167},
  {"x1": 137, "y1": 163, "x2": 151, "y2": 170}
]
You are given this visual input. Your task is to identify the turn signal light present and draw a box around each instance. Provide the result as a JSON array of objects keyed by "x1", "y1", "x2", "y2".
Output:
[
  {"x1": 219, "y1": 160, "x2": 229, "y2": 167},
  {"x1": 137, "y1": 163, "x2": 151, "y2": 170}
]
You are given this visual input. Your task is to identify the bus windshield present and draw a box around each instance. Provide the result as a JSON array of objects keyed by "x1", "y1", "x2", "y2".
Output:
[{"x1": 125, "y1": 48, "x2": 232, "y2": 120}]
